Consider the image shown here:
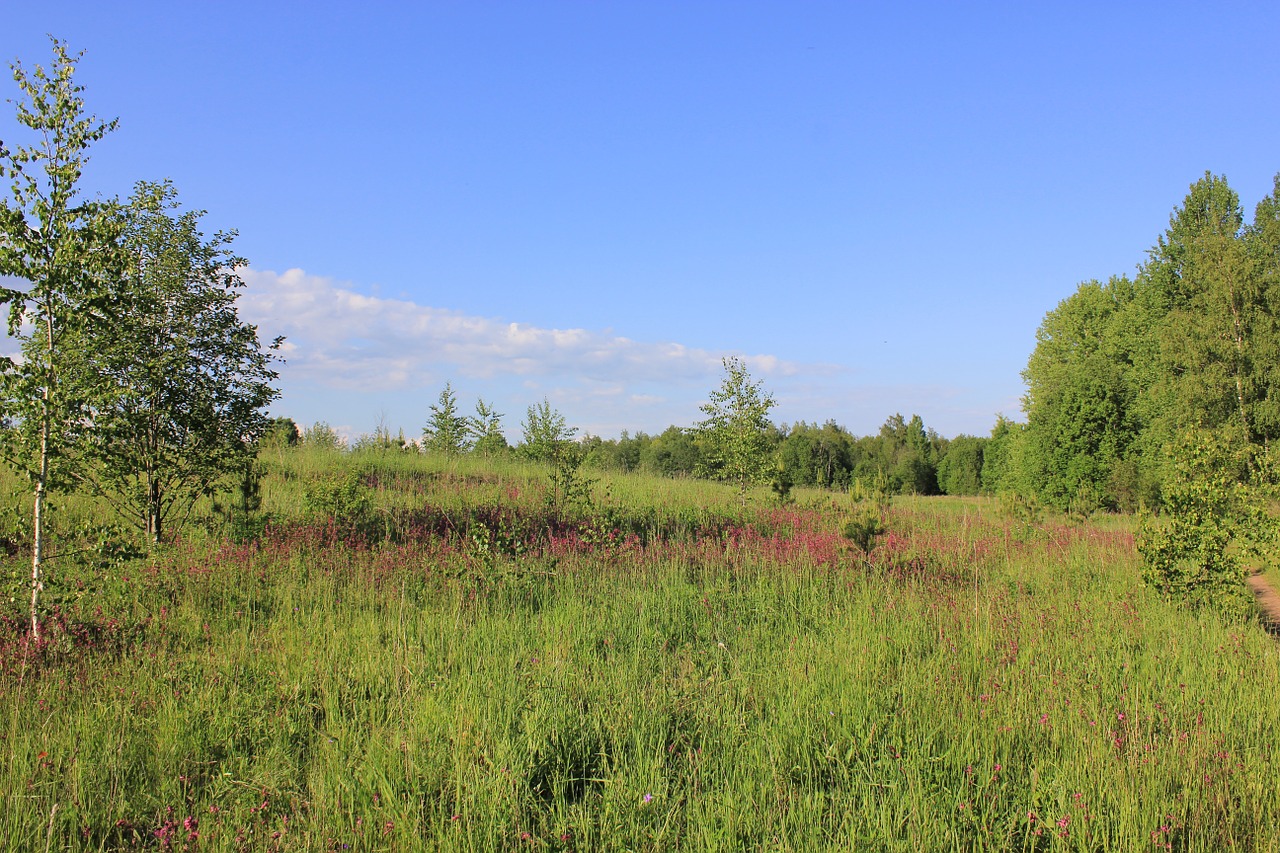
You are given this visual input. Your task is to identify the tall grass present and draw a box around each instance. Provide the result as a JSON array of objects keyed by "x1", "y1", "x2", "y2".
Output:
[{"x1": 1, "y1": 450, "x2": 1277, "y2": 850}]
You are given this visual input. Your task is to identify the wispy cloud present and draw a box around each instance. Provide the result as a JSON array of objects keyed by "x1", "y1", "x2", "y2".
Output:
[
  {"x1": 238, "y1": 268, "x2": 799, "y2": 393},
  {"x1": 2, "y1": 268, "x2": 1005, "y2": 439}
]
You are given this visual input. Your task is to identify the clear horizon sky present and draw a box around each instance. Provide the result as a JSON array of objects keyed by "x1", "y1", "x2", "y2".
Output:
[{"x1": 3, "y1": 3, "x2": 1278, "y2": 443}]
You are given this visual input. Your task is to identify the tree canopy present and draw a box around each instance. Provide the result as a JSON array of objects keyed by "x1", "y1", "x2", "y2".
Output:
[{"x1": 71, "y1": 181, "x2": 281, "y2": 542}]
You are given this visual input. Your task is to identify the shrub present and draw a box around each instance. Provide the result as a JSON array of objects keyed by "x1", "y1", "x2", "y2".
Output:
[{"x1": 1137, "y1": 430, "x2": 1272, "y2": 619}]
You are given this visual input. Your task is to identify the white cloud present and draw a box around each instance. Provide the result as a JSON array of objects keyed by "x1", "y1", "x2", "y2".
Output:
[
  {"x1": 4, "y1": 272, "x2": 1009, "y2": 439},
  {"x1": 237, "y1": 267, "x2": 797, "y2": 391}
]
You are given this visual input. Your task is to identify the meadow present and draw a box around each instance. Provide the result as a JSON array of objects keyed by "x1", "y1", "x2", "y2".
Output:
[{"x1": 1, "y1": 449, "x2": 1278, "y2": 851}]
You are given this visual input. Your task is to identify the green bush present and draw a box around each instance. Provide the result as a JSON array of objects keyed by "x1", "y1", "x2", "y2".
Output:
[{"x1": 1137, "y1": 430, "x2": 1271, "y2": 619}]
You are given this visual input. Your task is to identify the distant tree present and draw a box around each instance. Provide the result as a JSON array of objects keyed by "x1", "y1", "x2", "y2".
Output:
[
  {"x1": 68, "y1": 180, "x2": 281, "y2": 543},
  {"x1": 303, "y1": 421, "x2": 345, "y2": 450},
  {"x1": 1021, "y1": 276, "x2": 1140, "y2": 509},
  {"x1": 813, "y1": 421, "x2": 855, "y2": 489},
  {"x1": 584, "y1": 430, "x2": 647, "y2": 472},
  {"x1": 1244, "y1": 175, "x2": 1280, "y2": 439},
  {"x1": 695, "y1": 357, "x2": 777, "y2": 501},
  {"x1": 422, "y1": 382, "x2": 470, "y2": 455},
  {"x1": 937, "y1": 435, "x2": 985, "y2": 496},
  {"x1": 641, "y1": 425, "x2": 701, "y2": 476},
  {"x1": 577, "y1": 434, "x2": 604, "y2": 465},
  {"x1": 777, "y1": 421, "x2": 854, "y2": 490},
  {"x1": 1020, "y1": 173, "x2": 1280, "y2": 513},
  {"x1": 872, "y1": 414, "x2": 940, "y2": 495},
  {"x1": 616, "y1": 431, "x2": 647, "y2": 472},
  {"x1": 1140, "y1": 174, "x2": 1274, "y2": 445},
  {"x1": 981, "y1": 416, "x2": 1030, "y2": 496},
  {"x1": 468, "y1": 398, "x2": 508, "y2": 455},
  {"x1": 0, "y1": 40, "x2": 122, "y2": 638},
  {"x1": 351, "y1": 415, "x2": 412, "y2": 453},
  {"x1": 778, "y1": 424, "x2": 818, "y2": 487},
  {"x1": 261, "y1": 417, "x2": 301, "y2": 448},
  {"x1": 520, "y1": 398, "x2": 576, "y2": 463}
]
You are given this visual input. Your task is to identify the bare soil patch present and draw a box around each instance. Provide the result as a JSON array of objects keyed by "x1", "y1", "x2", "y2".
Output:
[{"x1": 1247, "y1": 570, "x2": 1280, "y2": 635}]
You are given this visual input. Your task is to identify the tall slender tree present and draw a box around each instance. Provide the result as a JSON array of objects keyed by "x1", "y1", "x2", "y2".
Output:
[
  {"x1": 520, "y1": 398, "x2": 576, "y2": 463},
  {"x1": 468, "y1": 398, "x2": 508, "y2": 455},
  {"x1": 695, "y1": 357, "x2": 776, "y2": 502},
  {"x1": 422, "y1": 382, "x2": 470, "y2": 455},
  {"x1": 0, "y1": 40, "x2": 121, "y2": 639},
  {"x1": 1243, "y1": 176, "x2": 1280, "y2": 440}
]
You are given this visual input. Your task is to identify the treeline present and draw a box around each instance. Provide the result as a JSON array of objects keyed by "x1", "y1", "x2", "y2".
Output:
[
  {"x1": 273, "y1": 408, "x2": 1024, "y2": 499},
  {"x1": 278, "y1": 169, "x2": 1280, "y2": 513},
  {"x1": 1015, "y1": 172, "x2": 1280, "y2": 512},
  {"x1": 271, "y1": 177, "x2": 1280, "y2": 511},
  {"x1": 577, "y1": 414, "x2": 1019, "y2": 497}
]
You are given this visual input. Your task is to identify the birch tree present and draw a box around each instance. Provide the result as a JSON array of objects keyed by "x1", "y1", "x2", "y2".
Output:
[
  {"x1": 0, "y1": 40, "x2": 121, "y2": 640},
  {"x1": 695, "y1": 357, "x2": 776, "y2": 502}
]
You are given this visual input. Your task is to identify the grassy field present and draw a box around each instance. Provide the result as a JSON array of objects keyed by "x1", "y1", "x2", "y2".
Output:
[{"x1": 1, "y1": 450, "x2": 1278, "y2": 851}]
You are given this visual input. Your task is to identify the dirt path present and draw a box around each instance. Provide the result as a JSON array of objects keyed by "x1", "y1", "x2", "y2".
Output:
[{"x1": 1247, "y1": 571, "x2": 1280, "y2": 635}]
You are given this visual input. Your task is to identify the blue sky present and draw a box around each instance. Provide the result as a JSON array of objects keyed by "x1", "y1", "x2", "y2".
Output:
[{"x1": 4, "y1": 2, "x2": 1278, "y2": 443}]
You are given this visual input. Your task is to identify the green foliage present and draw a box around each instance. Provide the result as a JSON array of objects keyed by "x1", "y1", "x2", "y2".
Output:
[
  {"x1": 1022, "y1": 173, "x2": 1280, "y2": 515},
  {"x1": 1022, "y1": 277, "x2": 1140, "y2": 509},
  {"x1": 545, "y1": 444, "x2": 597, "y2": 517},
  {"x1": 463, "y1": 511, "x2": 531, "y2": 581},
  {"x1": 844, "y1": 471, "x2": 890, "y2": 556},
  {"x1": 302, "y1": 421, "x2": 344, "y2": 450},
  {"x1": 981, "y1": 416, "x2": 1031, "y2": 496},
  {"x1": 936, "y1": 435, "x2": 985, "y2": 495},
  {"x1": 876, "y1": 414, "x2": 941, "y2": 495},
  {"x1": 581, "y1": 430, "x2": 641, "y2": 472},
  {"x1": 260, "y1": 417, "x2": 300, "y2": 448},
  {"x1": 768, "y1": 464, "x2": 794, "y2": 505},
  {"x1": 777, "y1": 420, "x2": 854, "y2": 489},
  {"x1": 468, "y1": 397, "x2": 509, "y2": 456},
  {"x1": 641, "y1": 425, "x2": 701, "y2": 476},
  {"x1": 695, "y1": 357, "x2": 777, "y2": 501},
  {"x1": 0, "y1": 39, "x2": 122, "y2": 635},
  {"x1": 211, "y1": 460, "x2": 266, "y2": 540},
  {"x1": 997, "y1": 489, "x2": 1043, "y2": 527},
  {"x1": 69, "y1": 181, "x2": 281, "y2": 542},
  {"x1": 472, "y1": 430, "x2": 510, "y2": 457},
  {"x1": 350, "y1": 417, "x2": 412, "y2": 454},
  {"x1": 302, "y1": 470, "x2": 371, "y2": 525},
  {"x1": 422, "y1": 382, "x2": 470, "y2": 455},
  {"x1": 515, "y1": 399, "x2": 595, "y2": 514},
  {"x1": 520, "y1": 398, "x2": 576, "y2": 464},
  {"x1": 1105, "y1": 454, "x2": 1161, "y2": 514},
  {"x1": 1137, "y1": 430, "x2": 1271, "y2": 618},
  {"x1": 850, "y1": 471, "x2": 892, "y2": 514},
  {"x1": 0, "y1": 41, "x2": 121, "y2": 480},
  {"x1": 842, "y1": 508, "x2": 884, "y2": 556}
]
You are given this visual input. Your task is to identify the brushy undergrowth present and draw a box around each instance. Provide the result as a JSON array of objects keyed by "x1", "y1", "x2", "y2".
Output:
[{"x1": 1, "y1": 451, "x2": 1278, "y2": 851}]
